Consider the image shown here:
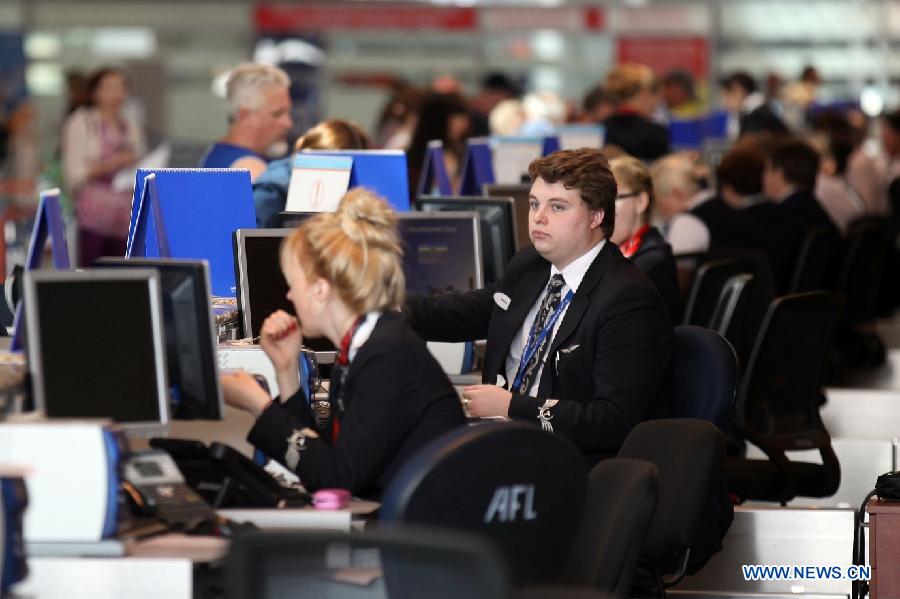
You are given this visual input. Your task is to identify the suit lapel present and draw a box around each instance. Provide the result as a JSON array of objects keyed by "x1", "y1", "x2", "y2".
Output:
[
  {"x1": 484, "y1": 265, "x2": 549, "y2": 379},
  {"x1": 547, "y1": 242, "x2": 614, "y2": 357}
]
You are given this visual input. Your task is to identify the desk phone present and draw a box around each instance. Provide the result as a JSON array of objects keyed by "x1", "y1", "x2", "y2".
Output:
[{"x1": 123, "y1": 450, "x2": 216, "y2": 528}]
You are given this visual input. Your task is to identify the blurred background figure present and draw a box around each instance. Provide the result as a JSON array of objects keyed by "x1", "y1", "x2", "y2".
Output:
[
  {"x1": 200, "y1": 63, "x2": 292, "y2": 181},
  {"x1": 603, "y1": 63, "x2": 670, "y2": 162},
  {"x1": 253, "y1": 118, "x2": 372, "y2": 227},
  {"x1": 62, "y1": 66, "x2": 146, "y2": 267},
  {"x1": 609, "y1": 155, "x2": 681, "y2": 321},
  {"x1": 469, "y1": 72, "x2": 520, "y2": 137},
  {"x1": 661, "y1": 69, "x2": 703, "y2": 119},
  {"x1": 781, "y1": 65, "x2": 822, "y2": 131},
  {"x1": 809, "y1": 112, "x2": 866, "y2": 233},
  {"x1": 406, "y1": 91, "x2": 471, "y2": 198},
  {"x1": 488, "y1": 98, "x2": 525, "y2": 136},
  {"x1": 720, "y1": 71, "x2": 788, "y2": 139},
  {"x1": 64, "y1": 70, "x2": 90, "y2": 117},
  {"x1": 650, "y1": 153, "x2": 710, "y2": 255},
  {"x1": 519, "y1": 90, "x2": 566, "y2": 136},
  {"x1": 580, "y1": 84, "x2": 616, "y2": 124},
  {"x1": 375, "y1": 83, "x2": 423, "y2": 150}
]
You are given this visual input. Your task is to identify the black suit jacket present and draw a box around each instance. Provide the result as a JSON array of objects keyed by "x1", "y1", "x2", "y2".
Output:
[
  {"x1": 629, "y1": 227, "x2": 682, "y2": 323},
  {"x1": 746, "y1": 190, "x2": 837, "y2": 293},
  {"x1": 406, "y1": 243, "x2": 673, "y2": 458},
  {"x1": 604, "y1": 113, "x2": 671, "y2": 162},
  {"x1": 739, "y1": 104, "x2": 788, "y2": 137},
  {"x1": 248, "y1": 311, "x2": 466, "y2": 500}
]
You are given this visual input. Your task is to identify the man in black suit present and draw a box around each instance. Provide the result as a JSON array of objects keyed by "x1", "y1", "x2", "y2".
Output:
[
  {"x1": 406, "y1": 148, "x2": 673, "y2": 461},
  {"x1": 748, "y1": 138, "x2": 837, "y2": 292},
  {"x1": 721, "y1": 71, "x2": 788, "y2": 139}
]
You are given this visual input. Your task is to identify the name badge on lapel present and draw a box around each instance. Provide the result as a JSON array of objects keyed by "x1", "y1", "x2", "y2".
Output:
[{"x1": 493, "y1": 292, "x2": 511, "y2": 311}]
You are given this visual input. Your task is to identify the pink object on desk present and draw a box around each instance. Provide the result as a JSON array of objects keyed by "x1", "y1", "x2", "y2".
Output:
[{"x1": 313, "y1": 488, "x2": 350, "y2": 510}]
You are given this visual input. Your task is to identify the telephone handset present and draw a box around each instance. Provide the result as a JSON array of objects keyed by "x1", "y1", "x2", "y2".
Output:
[{"x1": 149, "y1": 438, "x2": 311, "y2": 509}]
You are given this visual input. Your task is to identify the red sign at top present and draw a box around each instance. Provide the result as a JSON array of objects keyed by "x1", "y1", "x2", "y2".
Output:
[
  {"x1": 616, "y1": 37, "x2": 709, "y2": 80},
  {"x1": 255, "y1": 4, "x2": 478, "y2": 32}
]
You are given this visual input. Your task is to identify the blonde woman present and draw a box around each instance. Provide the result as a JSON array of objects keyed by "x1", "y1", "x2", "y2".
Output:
[
  {"x1": 610, "y1": 155, "x2": 681, "y2": 321},
  {"x1": 222, "y1": 189, "x2": 465, "y2": 499}
]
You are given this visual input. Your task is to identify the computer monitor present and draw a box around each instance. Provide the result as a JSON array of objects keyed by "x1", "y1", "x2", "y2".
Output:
[
  {"x1": 483, "y1": 183, "x2": 532, "y2": 251},
  {"x1": 24, "y1": 269, "x2": 169, "y2": 432},
  {"x1": 94, "y1": 258, "x2": 224, "y2": 420},
  {"x1": 416, "y1": 196, "x2": 517, "y2": 285},
  {"x1": 233, "y1": 229, "x2": 336, "y2": 353},
  {"x1": 397, "y1": 212, "x2": 483, "y2": 296}
]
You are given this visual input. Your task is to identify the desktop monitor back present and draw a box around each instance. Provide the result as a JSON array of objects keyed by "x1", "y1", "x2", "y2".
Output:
[
  {"x1": 483, "y1": 183, "x2": 532, "y2": 251},
  {"x1": 396, "y1": 212, "x2": 484, "y2": 296},
  {"x1": 416, "y1": 196, "x2": 517, "y2": 286},
  {"x1": 233, "y1": 228, "x2": 336, "y2": 352},
  {"x1": 23, "y1": 269, "x2": 170, "y2": 433},
  {"x1": 94, "y1": 257, "x2": 224, "y2": 420}
]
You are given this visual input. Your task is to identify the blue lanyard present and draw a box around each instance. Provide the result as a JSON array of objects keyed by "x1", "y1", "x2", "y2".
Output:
[{"x1": 512, "y1": 290, "x2": 574, "y2": 391}]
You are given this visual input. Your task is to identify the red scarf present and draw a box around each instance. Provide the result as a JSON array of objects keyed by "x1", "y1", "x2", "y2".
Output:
[
  {"x1": 332, "y1": 316, "x2": 364, "y2": 441},
  {"x1": 619, "y1": 224, "x2": 650, "y2": 258}
]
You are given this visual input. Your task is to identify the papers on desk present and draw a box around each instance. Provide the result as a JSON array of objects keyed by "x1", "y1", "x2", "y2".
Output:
[{"x1": 218, "y1": 501, "x2": 379, "y2": 533}]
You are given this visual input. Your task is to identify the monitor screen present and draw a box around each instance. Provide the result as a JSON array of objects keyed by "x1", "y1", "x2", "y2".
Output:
[
  {"x1": 483, "y1": 183, "x2": 532, "y2": 251},
  {"x1": 24, "y1": 269, "x2": 169, "y2": 429},
  {"x1": 416, "y1": 196, "x2": 517, "y2": 285},
  {"x1": 397, "y1": 212, "x2": 483, "y2": 296},
  {"x1": 233, "y1": 229, "x2": 336, "y2": 352},
  {"x1": 94, "y1": 258, "x2": 223, "y2": 420}
]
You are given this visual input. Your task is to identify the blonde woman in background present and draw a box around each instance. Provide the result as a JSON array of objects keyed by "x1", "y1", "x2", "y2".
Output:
[
  {"x1": 603, "y1": 63, "x2": 670, "y2": 162},
  {"x1": 222, "y1": 189, "x2": 466, "y2": 499},
  {"x1": 610, "y1": 155, "x2": 681, "y2": 321}
]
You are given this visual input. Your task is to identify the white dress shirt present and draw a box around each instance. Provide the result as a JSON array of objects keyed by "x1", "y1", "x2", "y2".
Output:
[{"x1": 505, "y1": 240, "x2": 605, "y2": 396}]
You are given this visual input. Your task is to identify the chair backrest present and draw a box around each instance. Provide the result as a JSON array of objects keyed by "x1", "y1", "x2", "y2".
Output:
[
  {"x1": 837, "y1": 216, "x2": 891, "y2": 323},
  {"x1": 617, "y1": 419, "x2": 725, "y2": 581},
  {"x1": 225, "y1": 526, "x2": 512, "y2": 599},
  {"x1": 380, "y1": 422, "x2": 587, "y2": 585},
  {"x1": 670, "y1": 326, "x2": 738, "y2": 431},
  {"x1": 735, "y1": 292, "x2": 843, "y2": 451},
  {"x1": 563, "y1": 458, "x2": 659, "y2": 599},
  {"x1": 789, "y1": 225, "x2": 840, "y2": 293},
  {"x1": 682, "y1": 259, "x2": 751, "y2": 328},
  {"x1": 709, "y1": 273, "x2": 754, "y2": 348}
]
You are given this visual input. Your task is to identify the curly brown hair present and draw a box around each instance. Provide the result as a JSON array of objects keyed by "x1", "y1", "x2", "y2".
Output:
[{"x1": 527, "y1": 148, "x2": 618, "y2": 237}]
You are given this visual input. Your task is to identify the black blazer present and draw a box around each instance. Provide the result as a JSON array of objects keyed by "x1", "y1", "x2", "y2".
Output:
[
  {"x1": 247, "y1": 311, "x2": 466, "y2": 500},
  {"x1": 629, "y1": 227, "x2": 682, "y2": 323},
  {"x1": 746, "y1": 190, "x2": 836, "y2": 293},
  {"x1": 739, "y1": 104, "x2": 788, "y2": 137},
  {"x1": 603, "y1": 112, "x2": 671, "y2": 162},
  {"x1": 406, "y1": 243, "x2": 673, "y2": 459}
]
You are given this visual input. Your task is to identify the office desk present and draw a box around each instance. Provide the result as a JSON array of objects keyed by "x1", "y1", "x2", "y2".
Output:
[{"x1": 220, "y1": 500, "x2": 380, "y2": 532}]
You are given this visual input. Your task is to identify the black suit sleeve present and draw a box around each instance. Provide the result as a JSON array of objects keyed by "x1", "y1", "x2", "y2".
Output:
[
  {"x1": 404, "y1": 287, "x2": 496, "y2": 342},
  {"x1": 507, "y1": 281, "x2": 673, "y2": 453},
  {"x1": 247, "y1": 341, "x2": 452, "y2": 494}
]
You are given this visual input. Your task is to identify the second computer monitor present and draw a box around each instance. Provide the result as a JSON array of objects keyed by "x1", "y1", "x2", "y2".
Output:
[
  {"x1": 416, "y1": 196, "x2": 517, "y2": 285},
  {"x1": 233, "y1": 229, "x2": 335, "y2": 352},
  {"x1": 397, "y1": 212, "x2": 483, "y2": 296},
  {"x1": 94, "y1": 258, "x2": 223, "y2": 420},
  {"x1": 483, "y1": 183, "x2": 532, "y2": 251}
]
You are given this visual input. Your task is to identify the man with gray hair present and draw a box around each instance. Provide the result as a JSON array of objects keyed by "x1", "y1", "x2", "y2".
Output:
[{"x1": 200, "y1": 62, "x2": 292, "y2": 181}]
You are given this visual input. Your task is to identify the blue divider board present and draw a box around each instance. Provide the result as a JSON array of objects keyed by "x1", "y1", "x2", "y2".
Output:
[
  {"x1": 305, "y1": 149, "x2": 410, "y2": 211},
  {"x1": 457, "y1": 138, "x2": 495, "y2": 196},
  {"x1": 128, "y1": 168, "x2": 256, "y2": 297},
  {"x1": 418, "y1": 141, "x2": 454, "y2": 197}
]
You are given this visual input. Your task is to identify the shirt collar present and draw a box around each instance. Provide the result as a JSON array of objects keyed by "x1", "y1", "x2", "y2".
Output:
[
  {"x1": 348, "y1": 311, "x2": 382, "y2": 362},
  {"x1": 550, "y1": 239, "x2": 605, "y2": 293}
]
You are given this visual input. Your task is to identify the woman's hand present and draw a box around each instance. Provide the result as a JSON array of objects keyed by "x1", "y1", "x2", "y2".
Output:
[
  {"x1": 221, "y1": 370, "x2": 272, "y2": 418},
  {"x1": 259, "y1": 310, "x2": 303, "y2": 398}
]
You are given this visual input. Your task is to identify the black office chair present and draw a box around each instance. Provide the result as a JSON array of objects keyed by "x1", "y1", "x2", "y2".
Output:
[
  {"x1": 708, "y1": 274, "x2": 753, "y2": 371},
  {"x1": 681, "y1": 258, "x2": 749, "y2": 328},
  {"x1": 562, "y1": 458, "x2": 659, "y2": 599},
  {"x1": 789, "y1": 225, "x2": 840, "y2": 293},
  {"x1": 726, "y1": 292, "x2": 844, "y2": 504},
  {"x1": 617, "y1": 419, "x2": 729, "y2": 596},
  {"x1": 224, "y1": 526, "x2": 513, "y2": 599},
  {"x1": 380, "y1": 422, "x2": 587, "y2": 586},
  {"x1": 837, "y1": 216, "x2": 891, "y2": 325},
  {"x1": 670, "y1": 326, "x2": 738, "y2": 432}
]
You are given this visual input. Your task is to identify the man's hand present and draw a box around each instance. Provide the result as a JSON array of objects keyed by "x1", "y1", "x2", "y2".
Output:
[{"x1": 461, "y1": 385, "x2": 512, "y2": 418}]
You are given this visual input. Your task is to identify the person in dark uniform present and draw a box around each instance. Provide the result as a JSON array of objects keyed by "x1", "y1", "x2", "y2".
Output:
[
  {"x1": 609, "y1": 155, "x2": 681, "y2": 322},
  {"x1": 221, "y1": 189, "x2": 466, "y2": 500},
  {"x1": 603, "y1": 63, "x2": 671, "y2": 162},
  {"x1": 405, "y1": 148, "x2": 673, "y2": 462}
]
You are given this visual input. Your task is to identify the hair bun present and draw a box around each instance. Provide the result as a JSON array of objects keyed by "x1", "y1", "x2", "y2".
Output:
[{"x1": 336, "y1": 188, "x2": 397, "y2": 243}]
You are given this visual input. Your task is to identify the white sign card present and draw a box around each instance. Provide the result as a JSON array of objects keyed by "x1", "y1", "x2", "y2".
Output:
[{"x1": 286, "y1": 154, "x2": 354, "y2": 212}]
